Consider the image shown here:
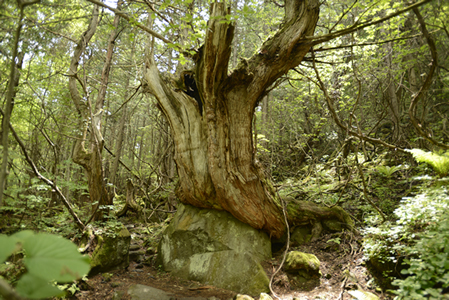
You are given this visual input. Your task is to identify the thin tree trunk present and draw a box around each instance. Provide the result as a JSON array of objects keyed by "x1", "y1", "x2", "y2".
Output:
[
  {"x1": 0, "y1": 0, "x2": 34, "y2": 206},
  {"x1": 68, "y1": 2, "x2": 122, "y2": 221},
  {"x1": 385, "y1": 44, "x2": 403, "y2": 143},
  {"x1": 110, "y1": 104, "x2": 128, "y2": 186}
]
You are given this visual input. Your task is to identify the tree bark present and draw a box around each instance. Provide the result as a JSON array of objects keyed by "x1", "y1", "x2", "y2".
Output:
[
  {"x1": 144, "y1": 0, "x2": 320, "y2": 238},
  {"x1": 68, "y1": 3, "x2": 121, "y2": 221},
  {"x1": 110, "y1": 36, "x2": 135, "y2": 187},
  {"x1": 0, "y1": 0, "x2": 29, "y2": 206}
]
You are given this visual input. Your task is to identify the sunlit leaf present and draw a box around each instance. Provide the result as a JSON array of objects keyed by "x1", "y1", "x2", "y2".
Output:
[
  {"x1": 23, "y1": 233, "x2": 90, "y2": 282},
  {"x1": 16, "y1": 273, "x2": 64, "y2": 299},
  {"x1": 0, "y1": 235, "x2": 18, "y2": 263}
]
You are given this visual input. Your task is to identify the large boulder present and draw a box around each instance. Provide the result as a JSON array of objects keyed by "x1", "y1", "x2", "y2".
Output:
[
  {"x1": 156, "y1": 204, "x2": 271, "y2": 296},
  {"x1": 89, "y1": 223, "x2": 131, "y2": 275}
]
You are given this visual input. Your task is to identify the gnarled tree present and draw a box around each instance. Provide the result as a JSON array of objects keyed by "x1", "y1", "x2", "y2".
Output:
[
  {"x1": 143, "y1": 0, "x2": 320, "y2": 239},
  {"x1": 83, "y1": 0, "x2": 432, "y2": 238}
]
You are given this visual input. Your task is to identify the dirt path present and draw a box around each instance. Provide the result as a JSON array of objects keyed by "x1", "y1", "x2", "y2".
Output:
[{"x1": 73, "y1": 230, "x2": 391, "y2": 300}]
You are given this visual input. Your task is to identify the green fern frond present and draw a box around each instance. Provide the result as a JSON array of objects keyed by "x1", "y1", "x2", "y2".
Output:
[
  {"x1": 376, "y1": 165, "x2": 402, "y2": 177},
  {"x1": 406, "y1": 149, "x2": 449, "y2": 176}
]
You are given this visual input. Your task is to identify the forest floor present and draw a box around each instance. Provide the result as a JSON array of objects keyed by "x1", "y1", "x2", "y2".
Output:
[{"x1": 72, "y1": 222, "x2": 393, "y2": 300}]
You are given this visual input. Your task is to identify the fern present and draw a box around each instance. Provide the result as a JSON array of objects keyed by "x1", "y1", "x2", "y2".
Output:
[
  {"x1": 407, "y1": 149, "x2": 449, "y2": 176},
  {"x1": 376, "y1": 165, "x2": 402, "y2": 177}
]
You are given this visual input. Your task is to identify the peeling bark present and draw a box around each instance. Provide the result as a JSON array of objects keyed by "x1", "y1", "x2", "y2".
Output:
[{"x1": 144, "y1": 0, "x2": 320, "y2": 239}]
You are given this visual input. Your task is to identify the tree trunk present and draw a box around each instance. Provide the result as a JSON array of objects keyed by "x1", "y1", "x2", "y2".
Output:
[
  {"x1": 144, "y1": 0, "x2": 320, "y2": 238},
  {"x1": 68, "y1": 3, "x2": 121, "y2": 221},
  {"x1": 0, "y1": 2, "x2": 27, "y2": 206},
  {"x1": 110, "y1": 38, "x2": 136, "y2": 188}
]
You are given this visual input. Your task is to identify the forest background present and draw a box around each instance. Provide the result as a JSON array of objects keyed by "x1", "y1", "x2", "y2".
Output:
[{"x1": 0, "y1": 0, "x2": 448, "y2": 299}]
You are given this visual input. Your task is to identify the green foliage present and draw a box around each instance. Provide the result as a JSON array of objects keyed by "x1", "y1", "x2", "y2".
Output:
[
  {"x1": 92, "y1": 218, "x2": 125, "y2": 238},
  {"x1": 406, "y1": 149, "x2": 449, "y2": 177},
  {"x1": 376, "y1": 165, "x2": 403, "y2": 178},
  {"x1": 392, "y1": 216, "x2": 449, "y2": 299},
  {"x1": 364, "y1": 186, "x2": 449, "y2": 260},
  {"x1": 327, "y1": 237, "x2": 341, "y2": 245},
  {"x1": 0, "y1": 230, "x2": 90, "y2": 299},
  {"x1": 363, "y1": 186, "x2": 449, "y2": 297}
]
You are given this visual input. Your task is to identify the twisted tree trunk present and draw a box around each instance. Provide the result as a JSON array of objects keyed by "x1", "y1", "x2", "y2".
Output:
[
  {"x1": 68, "y1": 3, "x2": 121, "y2": 221},
  {"x1": 144, "y1": 0, "x2": 320, "y2": 239}
]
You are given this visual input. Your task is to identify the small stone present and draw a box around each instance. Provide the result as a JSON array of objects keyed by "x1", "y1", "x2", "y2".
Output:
[
  {"x1": 101, "y1": 273, "x2": 113, "y2": 282},
  {"x1": 324, "y1": 273, "x2": 332, "y2": 279},
  {"x1": 284, "y1": 251, "x2": 320, "y2": 274},
  {"x1": 259, "y1": 293, "x2": 273, "y2": 300},
  {"x1": 89, "y1": 224, "x2": 131, "y2": 276},
  {"x1": 129, "y1": 284, "x2": 174, "y2": 300},
  {"x1": 143, "y1": 257, "x2": 153, "y2": 266},
  {"x1": 129, "y1": 250, "x2": 145, "y2": 262},
  {"x1": 110, "y1": 281, "x2": 123, "y2": 288},
  {"x1": 112, "y1": 290, "x2": 125, "y2": 300},
  {"x1": 235, "y1": 295, "x2": 254, "y2": 300},
  {"x1": 129, "y1": 244, "x2": 140, "y2": 251},
  {"x1": 348, "y1": 290, "x2": 379, "y2": 300}
]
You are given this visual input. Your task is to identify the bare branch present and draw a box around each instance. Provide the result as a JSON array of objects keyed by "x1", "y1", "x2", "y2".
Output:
[
  {"x1": 85, "y1": 0, "x2": 173, "y2": 44},
  {"x1": 409, "y1": 8, "x2": 449, "y2": 149},
  {"x1": 310, "y1": 49, "x2": 406, "y2": 152},
  {"x1": 328, "y1": 0, "x2": 358, "y2": 33},
  {"x1": 26, "y1": 17, "x2": 78, "y2": 42},
  {"x1": 0, "y1": 108, "x2": 85, "y2": 231},
  {"x1": 307, "y1": 0, "x2": 433, "y2": 45},
  {"x1": 313, "y1": 32, "x2": 427, "y2": 52}
]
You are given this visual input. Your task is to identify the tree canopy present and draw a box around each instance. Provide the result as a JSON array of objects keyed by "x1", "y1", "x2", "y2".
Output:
[{"x1": 1, "y1": 0, "x2": 449, "y2": 297}]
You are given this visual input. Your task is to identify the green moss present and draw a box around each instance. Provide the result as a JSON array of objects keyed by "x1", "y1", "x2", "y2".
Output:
[
  {"x1": 285, "y1": 251, "x2": 320, "y2": 274},
  {"x1": 291, "y1": 226, "x2": 312, "y2": 245},
  {"x1": 287, "y1": 200, "x2": 354, "y2": 231},
  {"x1": 89, "y1": 224, "x2": 130, "y2": 276},
  {"x1": 156, "y1": 204, "x2": 271, "y2": 296}
]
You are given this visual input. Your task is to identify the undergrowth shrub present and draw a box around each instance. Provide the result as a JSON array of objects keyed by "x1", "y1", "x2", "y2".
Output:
[
  {"x1": 363, "y1": 186, "x2": 449, "y2": 299},
  {"x1": 393, "y1": 216, "x2": 449, "y2": 299},
  {"x1": 406, "y1": 149, "x2": 449, "y2": 177}
]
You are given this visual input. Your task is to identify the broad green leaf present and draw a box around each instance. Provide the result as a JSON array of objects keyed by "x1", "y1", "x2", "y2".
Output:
[
  {"x1": 12, "y1": 230, "x2": 35, "y2": 242},
  {"x1": 0, "y1": 235, "x2": 17, "y2": 263},
  {"x1": 23, "y1": 233, "x2": 90, "y2": 282},
  {"x1": 15, "y1": 273, "x2": 63, "y2": 299}
]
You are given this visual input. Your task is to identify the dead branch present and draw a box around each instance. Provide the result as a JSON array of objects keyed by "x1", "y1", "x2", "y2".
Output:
[
  {"x1": 85, "y1": 0, "x2": 173, "y2": 44},
  {"x1": 409, "y1": 8, "x2": 449, "y2": 149},
  {"x1": 0, "y1": 108, "x2": 85, "y2": 231},
  {"x1": 307, "y1": 0, "x2": 433, "y2": 46}
]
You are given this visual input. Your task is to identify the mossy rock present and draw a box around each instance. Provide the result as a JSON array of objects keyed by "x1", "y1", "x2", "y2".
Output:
[
  {"x1": 284, "y1": 251, "x2": 320, "y2": 274},
  {"x1": 285, "y1": 251, "x2": 321, "y2": 291},
  {"x1": 290, "y1": 226, "x2": 312, "y2": 246},
  {"x1": 156, "y1": 204, "x2": 271, "y2": 296},
  {"x1": 89, "y1": 223, "x2": 131, "y2": 276}
]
